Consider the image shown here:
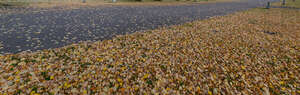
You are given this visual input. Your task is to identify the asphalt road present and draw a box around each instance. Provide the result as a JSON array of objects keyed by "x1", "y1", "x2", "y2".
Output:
[{"x1": 0, "y1": 0, "x2": 277, "y2": 54}]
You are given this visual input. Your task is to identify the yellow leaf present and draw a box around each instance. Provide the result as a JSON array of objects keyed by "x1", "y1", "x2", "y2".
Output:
[
  {"x1": 121, "y1": 67, "x2": 126, "y2": 71},
  {"x1": 16, "y1": 76, "x2": 20, "y2": 79},
  {"x1": 103, "y1": 67, "x2": 107, "y2": 71},
  {"x1": 281, "y1": 87, "x2": 286, "y2": 91},
  {"x1": 83, "y1": 90, "x2": 87, "y2": 94},
  {"x1": 50, "y1": 76, "x2": 54, "y2": 80},
  {"x1": 213, "y1": 74, "x2": 217, "y2": 79},
  {"x1": 115, "y1": 84, "x2": 119, "y2": 88},
  {"x1": 15, "y1": 79, "x2": 20, "y2": 83},
  {"x1": 79, "y1": 78, "x2": 84, "y2": 82},
  {"x1": 134, "y1": 87, "x2": 139, "y2": 91},
  {"x1": 46, "y1": 65, "x2": 51, "y2": 69},
  {"x1": 15, "y1": 71, "x2": 20, "y2": 75},
  {"x1": 7, "y1": 76, "x2": 13, "y2": 80},
  {"x1": 97, "y1": 58, "x2": 104, "y2": 62},
  {"x1": 30, "y1": 91, "x2": 36, "y2": 95},
  {"x1": 279, "y1": 81, "x2": 284, "y2": 85},
  {"x1": 166, "y1": 88, "x2": 170, "y2": 90},
  {"x1": 241, "y1": 66, "x2": 246, "y2": 70},
  {"x1": 117, "y1": 78, "x2": 122, "y2": 82},
  {"x1": 143, "y1": 74, "x2": 150, "y2": 79},
  {"x1": 64, "y1": 82, "x2": 68, "y2": 87},
  {"x1": 64, "y1": 82, "x2": 71, "y2": 88},
  {"x1": 208, "y1": 91, "x2": 212, "y2": 95}
]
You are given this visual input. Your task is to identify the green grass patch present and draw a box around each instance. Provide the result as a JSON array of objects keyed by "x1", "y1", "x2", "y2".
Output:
[
  {"x1": 283, "y1": 0, "x2": 300, "y2": 7},
  {"x1": 272, "y1": 0, "x2": 300, "y2": 8},
  {"x1": 0, "y1": 2, "x2": 29, "y2": 7}
]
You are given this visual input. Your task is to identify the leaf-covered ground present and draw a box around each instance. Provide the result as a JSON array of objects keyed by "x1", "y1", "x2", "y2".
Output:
[{"x1": 0, "y1": 8, "x2": 299, "y2": 95}]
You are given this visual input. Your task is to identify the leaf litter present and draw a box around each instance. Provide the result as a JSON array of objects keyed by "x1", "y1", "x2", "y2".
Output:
[{"x1": 0, "y1": 8, "x2": 299, "y2": 94}]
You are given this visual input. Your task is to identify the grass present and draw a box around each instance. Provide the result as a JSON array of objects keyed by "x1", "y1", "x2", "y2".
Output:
[
  {"x1": 0, "y1": 2, "x2": 300, "y2": 95},
  {"x1": 272, "y1": 0, "x2": 300, "y2": 8},
  {"x1": 0, "y1": 2, "x2": 29, "y2": 7}
]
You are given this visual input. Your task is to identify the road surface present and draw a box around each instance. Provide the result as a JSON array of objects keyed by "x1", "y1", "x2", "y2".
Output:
[{"x1": 0, "y1": 0, "x2": 278, "y2": 54}]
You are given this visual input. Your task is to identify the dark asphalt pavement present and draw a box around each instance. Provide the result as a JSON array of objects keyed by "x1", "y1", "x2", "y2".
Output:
[{"x1": 0, "y1": 0, "x2": 278, "y2": 54}]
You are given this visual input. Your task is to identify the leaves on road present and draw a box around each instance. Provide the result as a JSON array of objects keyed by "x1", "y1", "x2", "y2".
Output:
[
  {"x1": 0, "y1": 0, "x2": 272, "y2": 54},
  {"x1": 0, "y1": 41, "x2": 2, "y2": 49}
]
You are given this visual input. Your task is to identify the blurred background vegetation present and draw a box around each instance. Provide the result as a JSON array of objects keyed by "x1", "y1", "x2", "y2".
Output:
[{"x1": 276, "y1": 0, "x2": 300, "y2": 8}]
